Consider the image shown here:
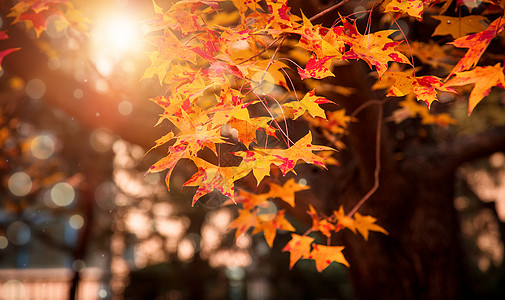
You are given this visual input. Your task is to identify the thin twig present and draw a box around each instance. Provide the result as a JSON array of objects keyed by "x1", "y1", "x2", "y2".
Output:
[
  {"x1": 237, "y1": 36, "x2": 282, "y2": 65},
  {"x1": 259, "y1": 35, "x2": 287, "y2": 85},
  {"x1": 309, "y1": 0, "x2": 351, "y2": 22},
  {"x1": 347, "y1": 100, "x2": 384, "y2": 217}
]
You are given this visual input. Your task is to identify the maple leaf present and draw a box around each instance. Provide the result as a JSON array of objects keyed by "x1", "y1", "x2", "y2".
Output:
[
  {"x1": 448, "y1": 17, "x2": 505, "y2": 77},
  {"x1": 293, "y1": 13, "x2": 343, "y2": 58},
  {"x1": 354, "y1": 212, "x2": 389, "y2": 241},
  {"x1": 391, "y1": 95, "x2": 457, "y2": 126},
  {"x1": 384, "y1": 0, "x2": 424, "y2": 19},
  {"x1": 333, "y1": 206, "x2": 356, "y2": 233},
  {"x1": 284, "y1": 90, "x2": 334, "y2": 120},
  {"x1": 231, "y1": 150, "x2": 282, "y2": 184},
  {"x1": 253, "y1": 209, "x2": 295, "y2": 247},
  {"x1": 8, "y1": 0, "x2": 65, "y2": 37},
  {"x1": 431, "y1": 15, "x2": 488, "y2": 39},
  {"x1": 339, "y1": 16, "x2": 411, "y2": 78},
  {"x1": 184, "y1": 158, "x2": 250, "y2": 206},
  {"x1": 297, "y1": 55, "x2": 335, "y2": 80},
  {"x1": 228, "y1": 117, "x2": 275, "y2": 146},
  {"x1": 147, "y1": 143, "x2": 190, "y2": 191},
  {"x1": 0, "y1": 31, "x2": 21, "y2": 70},
  {"x1": 444, "y1": 64, "x2": 505, "y2": 114},
  {"x1": 267, "y1": 178, "x2": 309, "y2": 207},
  {"x1": 282, "y1": 234, "x2": 314, "y2": 269},
  {"x1": 308, "y1": 244, "x2": 349, "y2": 271},
  {"x1": 307, "y1": 204, "x2": 335, "y2": 237},
  {"x1": 258, "y1": 131, "x2": 334, "y2": 175},
  {"x1": 229, "y1": 208, "x2": 259, "y2": 238},
  {"x1": 235, "y1": 189, "x2": 269, "y2": 210},
  {"x1": 386, "y1": 72, "x2": 456, "y2": 108}
]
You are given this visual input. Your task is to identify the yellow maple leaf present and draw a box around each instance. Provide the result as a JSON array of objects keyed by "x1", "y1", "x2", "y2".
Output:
[
  {"x1": 253, "y1": 210, "x2": 295, "y2": 247},
  {"x1": 284, "y1": 90, "x2": 334, "y2": 120},
  {"x1": 267, "y1": 178, "x2": 309, "y2": 207},
  {"x1": 309, "y1": 244, "x2": 349, "y2": 271},
  {"x1": 431, "y1": 15, "x2": 488, "y2": 39},
  {"x1": 282, "y1": 234, "x2": 314, "y2": 269},
  {"x1": 354, "y1": 212, "x2": 389, "y2": 241},
  {"x1": 444, "y1": 63, "x2": 505, "y2": 114}
]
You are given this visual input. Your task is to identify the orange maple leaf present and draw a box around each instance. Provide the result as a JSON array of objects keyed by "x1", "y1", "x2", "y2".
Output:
[
  {"x1": 307, "y1": 204, "x2": 335, "y2": 237},
  {"x1": 253, "y1": 209, "x2": 295, "y2": 247},
  {"x1": 228, "y1": 116, "x2": 276, "y2": 146},
  {"x1": 386, "y1": 72, "x2": 456, "y2": 108},
  {"x1": 147, "y1": 143, "x2": 190, "y2": 191},
  {"x1": 444, "y1": 63, "x2": 505, "y2": 114},
  {"x1": 431, "y1": 15, "x2": 488, "y2": 39},
  {"x1": 297, "y1": 55, "x2": 335, "y2": 80},
  {"x1": 333, "y1": 206, "x2": 356, "y2": 233},
  {"x1": 267, "y1": 178, "x2": 309, "y2": 207},
  {"x1": 235, "y1": 189, "x2": 269, "y2": 210},
  {"x1": 292, "y1": 13, "x2": 343, "y2": 58},
  {"x1": 231, "y1": 150, "x2": 282, "y2": 185},
  {"x1": 448, "y1": 17, "x2": 505, "y2": 77},
  {"x1": 282, "y1": 234, "x2": 314, "y2": 269},
  {"x1": 354, "y1": 212, "x2": 389, "y2": 241},
  {"x1": 229, "y1": 208, "x2": 259, "y2": 239},
  {"x1": 384, "y1": 0, "x2": 424, "y2": 19},
  {"x1": 339, "y1": 16, "x2": 411, "y2": 78},
  {"x1": 184, "y1": 158, "x2": 250, "y2": 206},
  {"x1": 308, "y1": 244, "x2": 349, "y2": 271},
  {"x1": 284, "y1": 90, "x2": 334, "y2": 120},
  {"x1": 258, "y1": 131, "x2": 334, "y2": 175}
]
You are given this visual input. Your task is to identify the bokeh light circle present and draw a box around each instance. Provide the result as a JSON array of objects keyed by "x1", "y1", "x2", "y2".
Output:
[
  {"x1": 6, "y1": 221, "x2": 31, "y2": 245},
  {"x1": 50, "y1": 182, "x2": 75, "y2": 207},
  {"x1": 30, "y1": 134, "x2": 56, "y2": 159},
  {"x1": 69, "y1": 214, "x2": 84, "y2": 230},
  {"x1": 8, "y1": 172, "x2": 32, "y2": 197},
  {"x1": 25, "y1": 79, "x2": 46, "y2": 99},
  {"x1": 0, "y1": 236, "x2": 8, "y2": 249}
]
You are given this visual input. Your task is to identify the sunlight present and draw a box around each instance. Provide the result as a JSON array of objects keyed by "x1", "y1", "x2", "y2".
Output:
[
  {"x1": 91, "y1": 12, "x2": 143, "y2": 77},
  {"x1": 93, "y1": 14, "x2": 141, "y2": 52}
]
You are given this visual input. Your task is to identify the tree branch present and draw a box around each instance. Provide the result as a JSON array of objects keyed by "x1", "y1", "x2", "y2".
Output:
[{"x1": 404, "y1": 125, "x2": 505, "y2": 175}]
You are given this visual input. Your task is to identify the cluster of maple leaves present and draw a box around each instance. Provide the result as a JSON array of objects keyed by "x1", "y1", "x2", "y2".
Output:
[{"x1": 3, "y1": 0, "x2": 505, "y2": 271}]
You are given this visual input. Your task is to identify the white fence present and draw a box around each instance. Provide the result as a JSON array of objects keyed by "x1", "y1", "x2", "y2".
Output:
[{"x1": 0, "y1": 268, "x2": 103, "y2": 300}]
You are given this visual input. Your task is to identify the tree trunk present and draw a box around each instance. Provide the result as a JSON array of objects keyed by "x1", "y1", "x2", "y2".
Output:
[{"x1": 316, "y1": 61, "x2": 476, "y2": 299}]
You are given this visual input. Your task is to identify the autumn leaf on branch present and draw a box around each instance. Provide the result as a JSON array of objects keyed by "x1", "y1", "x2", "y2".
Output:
[
  {"x1": 383, "y1": 0, "x2": 424, "y2": 20},
  {"x1": 444, "y1": 63, "x2": 505, "y2": 114},
  {"x1": 385, "y1": 72, "x2": 456, "y2": 108},
  {"x1": 307, "y1": 204, "x2": 335, "y2": 237},
  {"x1": 431, "y1": 15, "x2": 488, "y2": 39},
  {"x1": 284, "y1": 90, "x2": 335, "y2": 120},
  {"x1": 183, "y1": 158, "x2": 250, "y2": 206},
  {"x1": 257, "y1": 131, "x2": 334, "y2": 175},
  {"x1": 309, "y1": 244, "x2": 349, "y2": 271},
  {"x1": 354, "y1": 212, "x2": 389, "y2": 241},
  {"x1": 8, "y1": 0, "x2": 89, "y2": 37},
  {"x1": 282, "y1": 234, "x2": 314, "y2": 269},
  {"x1": 267, "y1": 178, "x2": 309, "y2": 207},
  {"x1": 339, "y1": 16, "x2": 412, "y2": 78},
  {"x1": 297, "y1": 55, "x2": 335, "y2": 80},
  {"x1": 229, "y1": 208, "x2": 259, "y2": 239},
  {"x1": 253, "y1": 209, "x2": 295, "y2": 247},
  {"x1": 448, "y1": 17, "x2": 505, "y2": 77},
  {"x1": 231, "y1": 150, "x2": 282, "y2": 185}
]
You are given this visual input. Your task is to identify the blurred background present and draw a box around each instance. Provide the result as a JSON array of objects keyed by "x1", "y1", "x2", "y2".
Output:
[{"x1": 1, "y1": 0, "x2": 505, "y2": 299}]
